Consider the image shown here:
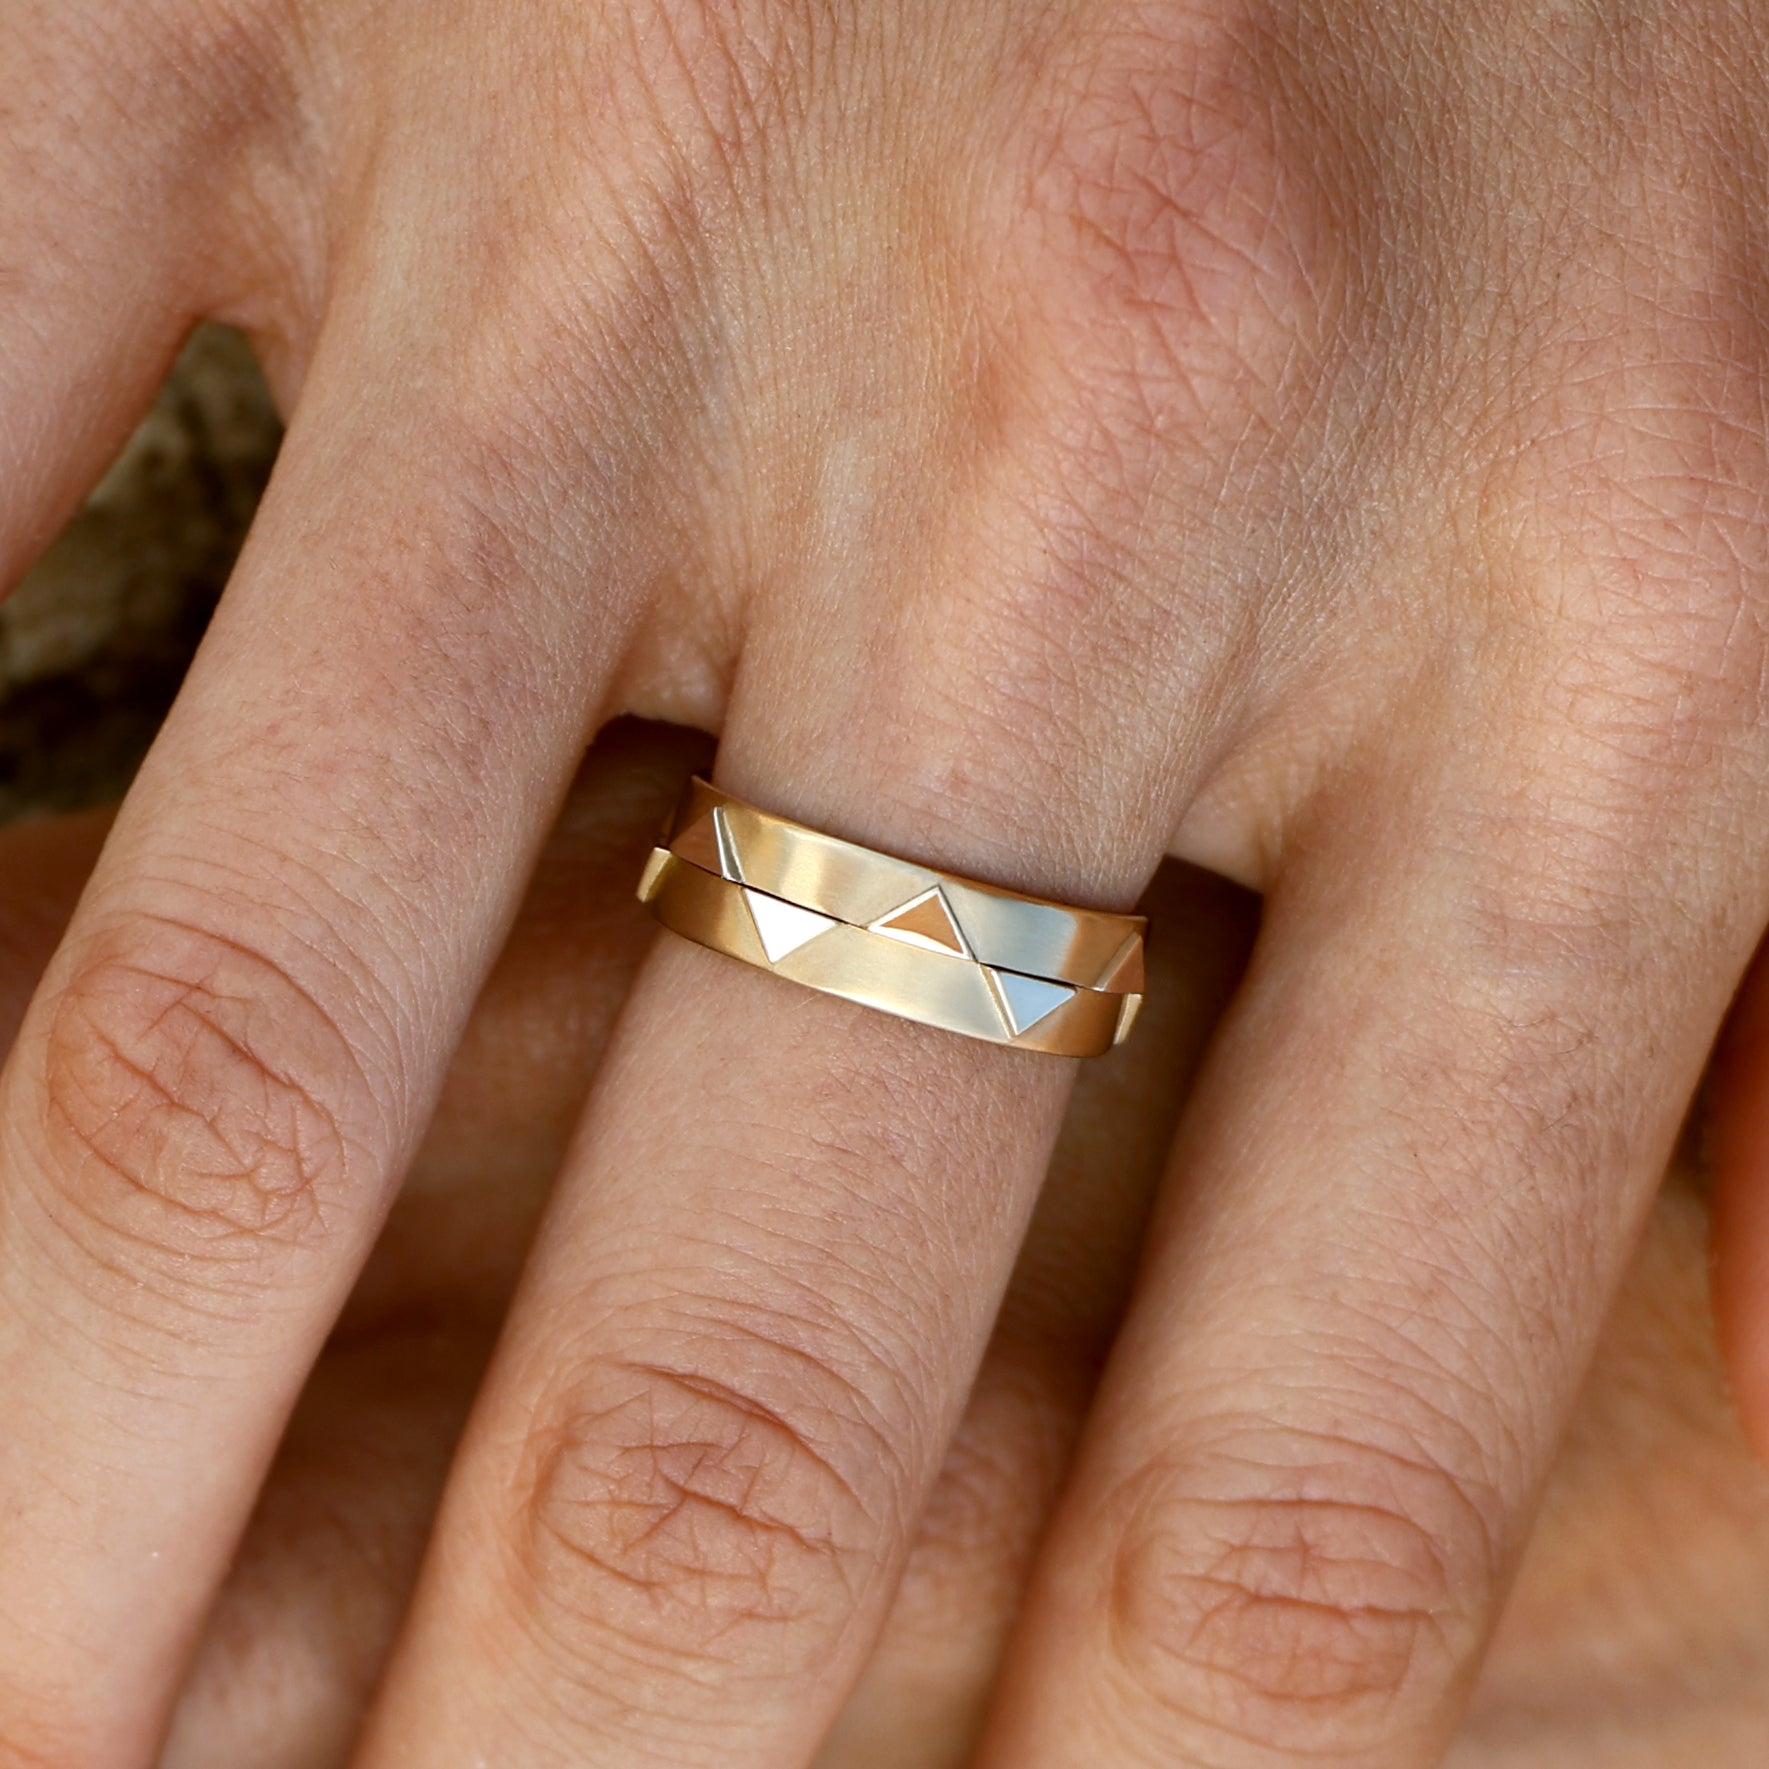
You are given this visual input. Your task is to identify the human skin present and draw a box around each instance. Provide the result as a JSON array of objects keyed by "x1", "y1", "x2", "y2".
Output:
[
  {"x1": 1, "y1": 726, "x2": 1764, "y2": 1767},
  {"x1": 9, "y1": 1, "x2": 1769, "y2": 1763}
]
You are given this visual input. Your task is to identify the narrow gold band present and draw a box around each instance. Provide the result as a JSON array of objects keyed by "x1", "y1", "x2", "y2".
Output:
[{"x1": 637, "y1": 777, "x2": 1146, "y2": 1057}]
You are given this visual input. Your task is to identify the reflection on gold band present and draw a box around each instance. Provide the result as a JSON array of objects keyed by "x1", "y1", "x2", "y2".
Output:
[{"x1": 637, "y1": 779, "x2": 1146, "y2": 1058}]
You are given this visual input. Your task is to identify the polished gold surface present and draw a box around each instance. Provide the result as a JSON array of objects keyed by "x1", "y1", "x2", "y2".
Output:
[{"x1": 638, "y1": 777, "x2": 1147, "y2": 1056}]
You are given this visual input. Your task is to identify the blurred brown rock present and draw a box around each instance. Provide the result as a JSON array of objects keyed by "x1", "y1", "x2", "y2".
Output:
[{"x1": 0, "y1": 325, "x2": 281, "y2": 823}]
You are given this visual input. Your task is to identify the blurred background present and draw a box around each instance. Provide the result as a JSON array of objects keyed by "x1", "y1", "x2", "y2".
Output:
[{"x1": 0, "y1": 325, "x2": 280, "y2": 825}]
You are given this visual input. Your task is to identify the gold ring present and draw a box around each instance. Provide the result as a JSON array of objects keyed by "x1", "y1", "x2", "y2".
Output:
[{"x1": 637, "y1": 777, "x2": 1145, "y2": 1056}]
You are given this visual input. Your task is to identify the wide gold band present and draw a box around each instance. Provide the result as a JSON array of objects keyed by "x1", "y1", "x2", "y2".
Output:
[{"x1": 637, "y1": 777, "x2": 1146, "y2": 1057}]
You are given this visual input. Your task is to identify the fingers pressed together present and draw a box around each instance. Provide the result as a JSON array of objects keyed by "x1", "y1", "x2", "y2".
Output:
[
  {"x1": 9, "y1": 736, "x2": 1769, "y2": 1769},
  {"x1": 6, "y1": 0, "x2": 1769, "y2": 1765}
]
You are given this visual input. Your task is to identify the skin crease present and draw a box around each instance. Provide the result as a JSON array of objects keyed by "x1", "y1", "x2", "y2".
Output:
[
  {"x1": 13, "y1": 0, "x2": 1769, "y2": 1764},
  {"x1": 0, "y1": 725, "x2": 1763, "y2": 1767}
]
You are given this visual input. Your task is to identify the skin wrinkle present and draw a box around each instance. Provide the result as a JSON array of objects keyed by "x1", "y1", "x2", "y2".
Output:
[
  {"x1": 6, "y1": 1102, "x2": 305, "y2": 1353},
  {"x1": 652, "y1": 1220, "x2": 957, "y2": 1398},
  {"x1": 628, "y1": 1294, "x2": 922, "y2": 1471},
  {"x1": 510, "y1": 1354, "x2": 887, "y2": 1666},
  {"x1": 67, "y1": 905, "x2": 387, "y2": 1104},
  {"x1": 35, "y1": 935, "x2": 366, "y2": 1262},
  {"x1": 53, "y1": 1003, "x2": 327, "y2": 1242},
  {"x1": 163, "y1": 835, "x2": 441, "y2": 1036},
  {"x1": 1102, "y1": 1470, "x2": 1470, "y2": 1751},
  {"x1": 533, "y1": 1245, "x2": 936, "y2": 1475}
]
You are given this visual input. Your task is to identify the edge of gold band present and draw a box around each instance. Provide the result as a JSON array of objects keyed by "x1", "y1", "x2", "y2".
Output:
[
  {"x1": 661, "y1": 777, "x2": 1146, "y2": 993},
  {"x1": 641, "y1": 850, "x2": 1143, "y2": 1056}
]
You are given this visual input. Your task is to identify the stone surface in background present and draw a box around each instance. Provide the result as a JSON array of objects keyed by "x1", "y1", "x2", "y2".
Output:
[{"x1": 0, "y1": 325, "x2": 281, "y2": 823}]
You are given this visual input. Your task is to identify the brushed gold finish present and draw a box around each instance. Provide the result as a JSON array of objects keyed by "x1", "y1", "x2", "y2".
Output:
[
  {"x1": 636, "y1": 778, "x2": 1148, "y2": 1057},
  {"x1": 661, "y1": 778, "x2": 1146, "y2": 992}
]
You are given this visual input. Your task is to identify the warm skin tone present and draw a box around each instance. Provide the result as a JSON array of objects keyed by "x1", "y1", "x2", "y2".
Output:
[
  {"x1": 3, "y1": 727, "x2": 1767, "y2": 1767},
  {"x1": 10, "y1": 2, "x2": 1769, "y2": 1763}
]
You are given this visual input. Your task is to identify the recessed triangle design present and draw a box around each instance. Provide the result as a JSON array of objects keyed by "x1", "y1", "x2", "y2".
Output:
[
  {"x1": 1096, "y1": 933, "x2": 1146, "y2": 994},
  {"x1": 744, "y1": 889, "x2": 838, "y2": 963},
  {"x1": 987, "y1": 969, "x2": 1076, "y2": 1038},
  {"x1": 869, "y1": 887, "x2": 969, "y2": 956},
  {"x1": 674, "y1": 806, "x2": 743, "y2": 881}
]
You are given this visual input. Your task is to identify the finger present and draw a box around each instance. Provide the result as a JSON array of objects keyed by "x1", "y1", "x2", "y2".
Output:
[
  {"x1": 817, "y1": 859, "x2": 1255, "y2": 1769},
  {"x1": 350, "y1": 428, "x2": 1238, "y2": 1764},
  {"x1": 157, "y1": 1314, "x2": 491, "y2": 1769},
  {"x1": 1458, "y1": 1167, "x2": 1769, "y2": 1766},
  {"x1": 353, "y1": 760, "x2": 1168, "y2": 1764},
  {"x1": 0, "y1": 2, "x2": 265, "y2": 588},
  {"x1": 0, "y1": 330, "x2": 670, "y2": 1762},
  {"x1": 158, "y1": 723, "x2": 710, "y2": 1769},
  {"x1": 977, "y1": 758, "x2": 1763, "y2": 1767},
  {"x1": 1708, "y1": 951, "x2": 1769, "y2": 1464}
]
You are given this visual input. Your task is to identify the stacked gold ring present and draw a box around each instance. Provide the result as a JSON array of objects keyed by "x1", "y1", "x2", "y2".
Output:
[{"x1": 638, "y1": 777, "x2": 1146, "y2": 1056}]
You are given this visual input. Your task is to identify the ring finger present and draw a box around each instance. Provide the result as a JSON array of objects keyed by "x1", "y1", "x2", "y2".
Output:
[{"x1": 351, "y1": 371, "x2": 1239, "y2": 1761}]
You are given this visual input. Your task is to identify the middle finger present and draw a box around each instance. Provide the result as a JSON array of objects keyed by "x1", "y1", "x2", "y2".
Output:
[
  {"x1": 353, "y1": 254, "x2": 1256, "y2": 1769},
  {"x1": 354, "y1": 3, "x2": 1326, "y2": 1754}
]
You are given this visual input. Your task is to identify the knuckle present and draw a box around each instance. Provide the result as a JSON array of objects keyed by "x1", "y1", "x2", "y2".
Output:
[
  {"x1": 1004, "y1": 2, "x2": 1329, "y2": 447},
  {"x1": 510, "y1": 1322, "x2": 895, "y2": 1675},
  {"x1": 31, "y1": 911, "x2": 374, "y2": 1279},
  {"x1": 1103, "y1": 1423, "x2": 1497, "y2": 1758}
]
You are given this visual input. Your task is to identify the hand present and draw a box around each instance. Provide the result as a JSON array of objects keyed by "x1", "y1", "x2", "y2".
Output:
[
  {"x1": 8, "y1": 2, "x2": 1769, "y2": 1762},
  {"x1": 7, "y1": 727, "x2": 1765, "y2": 1767}
]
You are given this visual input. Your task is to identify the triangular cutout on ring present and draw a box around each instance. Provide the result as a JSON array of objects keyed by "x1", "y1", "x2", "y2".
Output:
[
  {"x1": 744, "y1": 889, "x2": 838, "y2": 963},
  {"x1": 986, "y1": 968, "x2": 1076, "y2": 1038},
  {"x1": 869, "y1": 886, "x2": 970, "y2": 957}
]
